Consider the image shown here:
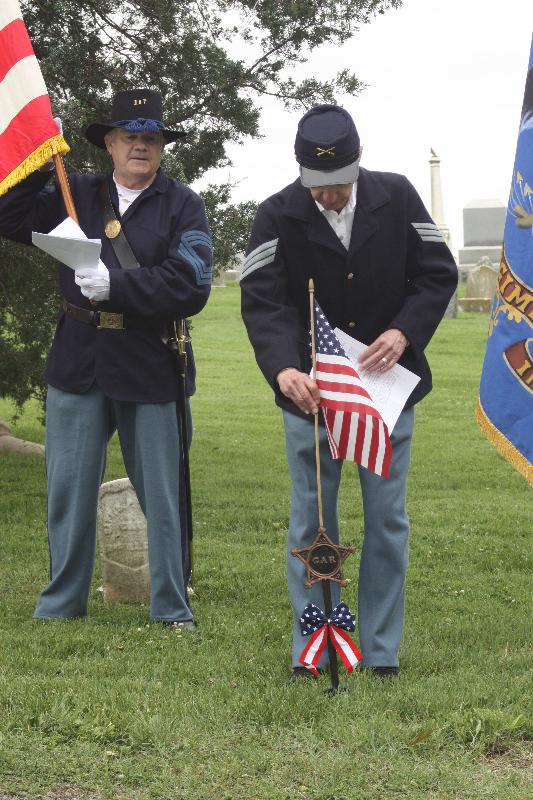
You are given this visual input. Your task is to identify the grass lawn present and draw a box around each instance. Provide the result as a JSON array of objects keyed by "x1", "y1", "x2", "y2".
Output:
[{"x1": 0, "y1": 285, "x2": 531, "y2": 800}]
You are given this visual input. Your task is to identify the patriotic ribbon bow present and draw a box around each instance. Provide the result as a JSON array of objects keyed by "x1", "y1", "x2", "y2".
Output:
[{"x1": 299, "y1": 602, "x2": 363, "y2": 676}]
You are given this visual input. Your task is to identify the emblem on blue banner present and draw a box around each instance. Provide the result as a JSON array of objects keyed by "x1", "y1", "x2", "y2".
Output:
[{"x1": 477, "y1": 34, "x2": 533, "y2": 486}]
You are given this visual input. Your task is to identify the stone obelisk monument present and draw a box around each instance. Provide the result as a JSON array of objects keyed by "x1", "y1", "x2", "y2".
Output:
[
  {"x1": 429, "y1": 148, "x2": 456, "y2": 317},
  {"x1": 429, "y1": 148, "x2": 452, "y2": 248}
]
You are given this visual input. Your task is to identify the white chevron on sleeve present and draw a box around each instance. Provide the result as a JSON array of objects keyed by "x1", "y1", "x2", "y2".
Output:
[{"x1": 240, "y1": 238, "x2": 278, "y2": 281}]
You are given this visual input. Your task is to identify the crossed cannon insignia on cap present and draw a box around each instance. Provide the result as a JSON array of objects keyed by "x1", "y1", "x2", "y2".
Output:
[{"x1": 316, "y1": 146, "x2": 335, "y2": 157}]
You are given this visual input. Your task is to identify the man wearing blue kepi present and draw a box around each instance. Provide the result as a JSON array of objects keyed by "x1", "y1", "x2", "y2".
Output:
[
  {"x1": 0, "y1": 89, "x2": 212, "y2": 627},
  {"x1": 241, "y1": 105, "x2": 457, "y2": 680}
]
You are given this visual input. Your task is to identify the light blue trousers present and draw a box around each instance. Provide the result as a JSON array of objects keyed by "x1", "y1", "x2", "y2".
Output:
[
  {"x1": 283, "y1": 407, "x2": 415, "y2": 668},
  {"x1": 34, "y1": 385, "x2": 192, "y2": 622}
]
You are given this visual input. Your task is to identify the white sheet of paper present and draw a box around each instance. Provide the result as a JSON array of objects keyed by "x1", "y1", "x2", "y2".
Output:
[
  {"x1": 334, "y1": 329, "x2": 420, "y2": 434},
  {"x1": 32, "y1": 216, "x2": 103, "y2": 273}
]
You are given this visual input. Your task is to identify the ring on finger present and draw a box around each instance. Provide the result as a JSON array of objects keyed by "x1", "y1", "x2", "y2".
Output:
[{"x1": 381, "y1": 357, "x2": 388, "y2": 365}]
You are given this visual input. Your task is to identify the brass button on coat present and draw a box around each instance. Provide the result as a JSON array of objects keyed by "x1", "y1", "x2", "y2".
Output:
[
  {"x1": 105, "y1": 219, "x2": 122, "y2": 239},
  {"x1": 346, "y1": 272, "x2": 354, "y2": 280},
  {"x1": 348, "y1": 321, "x2": 356, "y2": 328}
]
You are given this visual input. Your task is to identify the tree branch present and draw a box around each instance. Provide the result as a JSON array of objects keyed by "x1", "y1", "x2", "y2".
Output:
[
  {"x1": 246, "y1": 20, "x2": 316, "y2": 75},
  {"x1": 83, "y1": 1, "x2": 146, "y2": 50}
]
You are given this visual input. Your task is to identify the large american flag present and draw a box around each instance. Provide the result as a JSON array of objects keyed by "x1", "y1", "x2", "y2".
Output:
[
  {"x1": 312, "y1": 299, "x2": 392, "y2": 478},
  {"x1": 0, "y1": 0, "x2": 69, "y2": 196}
]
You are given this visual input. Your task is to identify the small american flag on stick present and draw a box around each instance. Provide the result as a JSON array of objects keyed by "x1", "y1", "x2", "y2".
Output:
[{"x1": 312, "y1": 299, "x2": 392, "y2": 478}]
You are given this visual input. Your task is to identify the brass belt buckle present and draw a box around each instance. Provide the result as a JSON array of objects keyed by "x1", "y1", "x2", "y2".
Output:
[{"x1": 97, "y1": 311, "x2": 124, "y2": 330}]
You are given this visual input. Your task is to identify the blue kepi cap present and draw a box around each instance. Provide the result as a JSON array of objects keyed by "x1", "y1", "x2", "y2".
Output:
[{"x1": 295, "y1": 104, "x2": 361, "y2": 188}]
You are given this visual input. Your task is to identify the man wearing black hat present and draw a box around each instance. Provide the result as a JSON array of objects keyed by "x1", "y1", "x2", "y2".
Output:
[
  {"x1": 241, "y1": 104, "x2": 457, "y2": 679},
  {"x1": 0, "y1": 89, "x2": 212, "y2": 626}
]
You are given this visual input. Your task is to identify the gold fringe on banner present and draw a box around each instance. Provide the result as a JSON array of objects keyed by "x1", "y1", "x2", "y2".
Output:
[
  {"x1": 0, "y1": 133, "x2": 70, "y2": 196},
  {"x1": 476, "y1": 398, "x2": 533, "y2": 487}
]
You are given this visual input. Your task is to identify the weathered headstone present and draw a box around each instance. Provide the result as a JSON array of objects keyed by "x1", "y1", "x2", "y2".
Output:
[
  {"x1": 459, "y1": 258, "x2": 499, "y2": 312},
  {"x1": 97, "y1": 478, "x2": 150, "y2": 603},
  {"x1": 223, "y1": 268, "x2": 240, "y2": 282},
  {"x1": 0, "y1": 419, "x2": 44, "y2": 455},
  {"x1": 466, "y1": 258, "x2": 499, "y2": 297}
]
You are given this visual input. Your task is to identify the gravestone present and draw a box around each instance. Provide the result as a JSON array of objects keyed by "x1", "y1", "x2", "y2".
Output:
[
  {"x1": 0, "y1": 419, "x2": 44, "y2": 455},
  {"x1": 97, "y1": 478, "x2": 150, "y2": 603},
  {"x1": 224, "y1": 268, "x2": 240, "y2": 282},
  {"x1": 459, "y1": 258, "x2": 499, "y2": 312},
  {"x1": 457, "y1": 199, "x2": 505, "y2": 279},
  {"x1": 465, "y1": 259, "x2": 499, "y2": 297}
]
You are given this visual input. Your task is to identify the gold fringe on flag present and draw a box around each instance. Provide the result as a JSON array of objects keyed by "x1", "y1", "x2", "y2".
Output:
[
  {"x1": 476, "y1": 398, "x2": 533, "y2": 487},
  {"x1": 0, "y1": 133, "x2": 70, "y2": 196}
]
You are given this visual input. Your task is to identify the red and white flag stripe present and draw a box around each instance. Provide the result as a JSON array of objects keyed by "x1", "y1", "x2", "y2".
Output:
[
  {"x1": 0, "y1": 0, "x2": 69, "y2": 195},
  {"x1": 316, "y1": 355, "x2": 380, "y2": 414},
  {"x1": 299, "y1": 625, "x2": 328, "y2": 675},
  {"x1": 323, "y1": 408, "x2": 390, "y2": 475},
  {"x1": 329, "y1": 626, "x2": 363, "y2": 673},
  {"x1": 316, "y1": 352, "x2": 392, "y2": 477},
  {"x1": 299, "y1": 624, "x2": 363, "y2": 676}
]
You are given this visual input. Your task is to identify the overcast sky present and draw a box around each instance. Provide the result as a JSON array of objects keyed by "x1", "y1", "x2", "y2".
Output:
[{"x1": 194, "y1": 0, "x2": 532, "y2": 256}]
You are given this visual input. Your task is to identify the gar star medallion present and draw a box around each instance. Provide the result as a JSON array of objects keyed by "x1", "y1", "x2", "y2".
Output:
[
  {"x1": 105, "y1": 219, "x2": 122, "y2": 239},
  {"x1": 291, "y1": 527, "x2": 356, "y2": 588}
]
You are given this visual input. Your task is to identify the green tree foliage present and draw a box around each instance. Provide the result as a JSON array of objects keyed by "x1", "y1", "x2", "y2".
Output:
[
  {"x1": 0, "y1": 0, "x2": 401, "y2": 407},
  {"x1": 202, "y1": 184, "x2": 258, "y2": 274}
]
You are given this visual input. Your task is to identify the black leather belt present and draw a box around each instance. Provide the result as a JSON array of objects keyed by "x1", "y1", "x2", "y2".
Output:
[{"x1": 63, "y1": 301, "x2": 156, "y2": 332}]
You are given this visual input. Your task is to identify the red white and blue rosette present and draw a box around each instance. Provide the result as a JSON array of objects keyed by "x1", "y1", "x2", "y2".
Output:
[{"x1": 299, "y1": 602, "x2": 363, "y2": 676}]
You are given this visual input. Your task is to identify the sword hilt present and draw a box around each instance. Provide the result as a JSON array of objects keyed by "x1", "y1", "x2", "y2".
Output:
[{"x1": 174, "y1": 320, "x2": 190, "y2": 362}]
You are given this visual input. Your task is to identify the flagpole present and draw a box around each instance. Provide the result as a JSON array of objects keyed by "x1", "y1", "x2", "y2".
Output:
[
  {"x1": 52, "y1": 153, "x2": 97, "y2": 305},
  {"x1": 308, "y1": 278, "x2": 340, "y2": 693},
  {"x1": 309, "y1": 279, "x2": 324, "y2": 529},
  {"x1": 52, "y1": 154, "x2": 79, "y2": 224}
]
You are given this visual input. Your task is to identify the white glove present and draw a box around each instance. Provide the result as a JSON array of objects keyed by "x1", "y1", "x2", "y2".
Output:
[{"x1": 75, "y1": 266, "x2": 110, "y2": 302}]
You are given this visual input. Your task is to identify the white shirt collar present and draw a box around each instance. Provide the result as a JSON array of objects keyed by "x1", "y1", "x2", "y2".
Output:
[{"x1": 113, "y1": 173, "x2": 145, "y2": 198}]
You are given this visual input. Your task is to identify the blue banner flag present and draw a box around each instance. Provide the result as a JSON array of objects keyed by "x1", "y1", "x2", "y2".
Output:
[{"x1": 477, "y1": 34, "x2": 533, "y2": 486}]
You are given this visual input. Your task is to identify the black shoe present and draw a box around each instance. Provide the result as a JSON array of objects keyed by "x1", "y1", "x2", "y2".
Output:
[
  {"x1": 291, "y1": 666, "x2": 320, "y2": 681},
  {"x1": 370, "y1": 666, "x2": 399, "y2": 678}
]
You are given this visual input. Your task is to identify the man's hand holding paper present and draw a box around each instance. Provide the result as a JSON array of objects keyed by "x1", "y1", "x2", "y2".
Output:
[
  {"x1": 357, "y1": 328, "x2": 409, "y2": 374},
  {"x1": 32, "y1": 215, "x2": 110, "y2": 298},
  {"x1": 32, "y1": 216, "x2": 102, "y2": 273},
  {"x1": 334, "y1": 328, "x2": 420, "y2": 434}
]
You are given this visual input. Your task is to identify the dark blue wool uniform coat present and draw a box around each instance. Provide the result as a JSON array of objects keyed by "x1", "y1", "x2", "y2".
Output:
[
  {"x1": 0, "y1": 168, "x2": 212, "y2": 402},
  {"x1": 241, "y1": 168, "x2": 458, "y2": 419}
]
